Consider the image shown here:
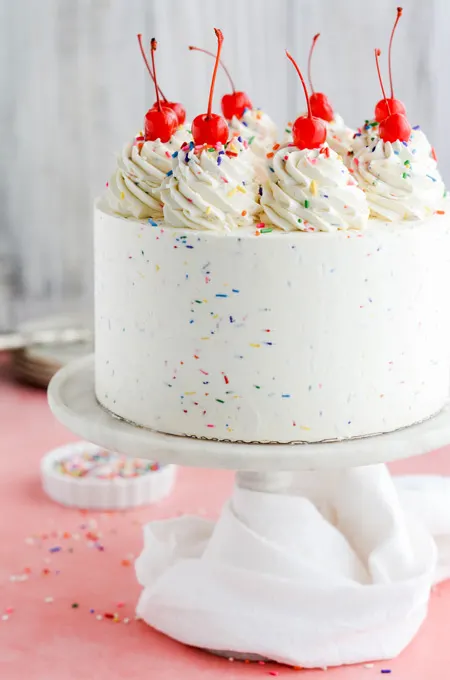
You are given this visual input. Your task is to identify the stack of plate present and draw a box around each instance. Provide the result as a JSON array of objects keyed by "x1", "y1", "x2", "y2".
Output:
[
  {"x1": 12, "y1": 339, "x2": 93, "y2": 388},
  {"x1": 1, "y1": 314, "x2": 93, "y2": 389}
]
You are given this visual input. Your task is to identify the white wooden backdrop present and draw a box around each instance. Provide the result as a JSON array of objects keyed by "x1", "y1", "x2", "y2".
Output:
[{"x1": 1, "y1": 0, "x2": 450, "y2": 327}]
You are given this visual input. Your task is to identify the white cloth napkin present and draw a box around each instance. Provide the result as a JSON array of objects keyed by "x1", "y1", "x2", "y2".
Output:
[{"x1": 135, "y1": 465, "x2": 450, "y2": 668}]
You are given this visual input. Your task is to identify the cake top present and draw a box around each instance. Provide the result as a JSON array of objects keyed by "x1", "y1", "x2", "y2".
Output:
[
  {"x1": 348, "y1": 45, "x2": 445, "y2": 221},
  {"x1": 261, "y1": 51, "x2": 368, "y2": 233},
  {"x1": 102, "y1": 10, "x2": 447, "y2": 232}
]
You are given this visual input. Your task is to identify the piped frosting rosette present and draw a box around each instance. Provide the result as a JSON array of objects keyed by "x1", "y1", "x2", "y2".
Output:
[
  {"x1": 229, "y1": 108, "x2": 278, "y2": 181},
  {"x1": 107, "y1": 126, "x2": 192, "y2": 219},
  {"x1": 260, "y1": 143, "x2": 369, "y2": 232},
  {"x1": 350, "y1": 119, "x2": 381, "y2": 158},
  {"x1": 161, "y1": 137, "x2": 259, "y2": 230},
  {"x1": 350, "y1": 135, "x2": 446, "y2": 221},
  {"x1": 326, "y1": 113, "x2": 356, "y2": 162}
]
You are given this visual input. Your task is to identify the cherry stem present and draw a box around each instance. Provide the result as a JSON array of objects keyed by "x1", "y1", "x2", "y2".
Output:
[
  {"x1": 388, "y1": 7, "x2": 403, "y2": 98},
  {"x1": 286, "y1": 50, "x2": 312, "y2": 118},
  {"x1": 375, "y1": 48, "x2": 391, "y2": 116},
  {"x1": 150, "y1": 39, "x2": 162, "y2": 112},
  {"x1": 137, "y1": 34, "x2": 167, "y2": 102},
  {"x1": 206, "y1": 28, "x2": 224, "y2": 120},
  {"x1": 307, "y1": 33, "x2": 320, "y2": 94},
  {"x1": 189, "y1": 45, "x2": 235, "y2": 93}
]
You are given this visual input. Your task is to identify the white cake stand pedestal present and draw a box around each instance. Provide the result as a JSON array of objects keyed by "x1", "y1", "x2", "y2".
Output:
[
  {"x1": 48, "y1": 355, "x2": 450, "y2": 664},
  {"x1": 48, "y1": 356, "x2": 450, "y2": 473}
]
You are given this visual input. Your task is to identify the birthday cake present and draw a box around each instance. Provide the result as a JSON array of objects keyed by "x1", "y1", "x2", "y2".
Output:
[{"x1": 95, "y1": 17, "x2": 450, "y2": 444}]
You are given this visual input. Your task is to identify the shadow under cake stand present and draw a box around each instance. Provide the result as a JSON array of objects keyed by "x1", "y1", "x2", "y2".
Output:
[{"x1": 48, "y1": 354, "x2": 450, "y2": 661}]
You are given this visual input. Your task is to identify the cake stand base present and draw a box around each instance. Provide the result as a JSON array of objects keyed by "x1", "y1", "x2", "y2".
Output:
[
  {"x1": 47, "y1": 356, "x2": 450, "y2": 667},
  {"x1": 48, "y1": 355, "x2": 450, "y2": 471}
]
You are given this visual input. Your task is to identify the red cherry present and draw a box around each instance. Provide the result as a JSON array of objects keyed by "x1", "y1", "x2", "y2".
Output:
[
  {"x1": 189, "y1": 44, "x2": 252, "y2": 121},
  {"x1": 162, "y1": 101, "x2": 186, "y2": 126},
  {"x1": 292, "y1": 117, "x2": 327, "y2": 150},
  {"x1": 374, "y1": 97, "x2": 406, "y2": 123},
  {"x1": 192, "y1": 114, "x2": 228, "y2": 146},
  {"x1": 137, "y1": 34, "x2": 185, "y2": 127},
  {"x1": 307, "y1": 34, "x2": 334, "y2": 123},
  {"x1": 192, "y1": 29, "x2": 229, "y2": 146},
  {"x1": 310, "y1": 92, "x2": 334, "y2": 122},
  {"x1": 286, "y1": 50, "x2": 326, "y2": 150},
  {"x1": 374, "y1": 49, "x2": 411, "y2": 143},
  {"x1": 145, "y1": 107, "x2": 178, "y2": 143},
  {"x1": 221, "y1": 92, "x2": 252, "y2": 121},
  {"x1": 379, "y1": 112, "x2": 411, "y2": 144},
  {"x1": 374, "y1": 8, "x2": 406, "y2": 122}
]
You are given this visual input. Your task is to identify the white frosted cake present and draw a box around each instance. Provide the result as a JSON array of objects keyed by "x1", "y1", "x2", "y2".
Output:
[
  {"x1": 94, "y1": 36, "x2": 450, "y2": 444},
  {"x1": 95, "y1": 205, "x2": 450, "y2": 443},
  {"x1": 95, "y1": 136, "x2": 450, "y2": 444}
]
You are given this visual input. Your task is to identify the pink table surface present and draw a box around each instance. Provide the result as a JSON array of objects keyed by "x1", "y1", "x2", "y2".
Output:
[{"x1": 1, "y1": 361, "x2": 450, "y2": 680}]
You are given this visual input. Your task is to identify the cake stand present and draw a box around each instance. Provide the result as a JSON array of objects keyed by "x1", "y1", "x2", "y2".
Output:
[{"x1": 48, "y1": 355, "x2": 450, "y2": 663}]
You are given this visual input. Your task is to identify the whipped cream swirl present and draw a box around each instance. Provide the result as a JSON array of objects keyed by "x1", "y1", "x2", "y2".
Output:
[
  {"x1": 229, "y1": 108, "x2": 278, "y2": 181},
  {"x1": 351, "y1": 135, "x2": 446, "y2": 221},
  {"x1": 350, "y1": 121, "x2": 436, "y2": 165},
  {"x1": 261, "y1": 144, "x2": 369, "y2": 232},
  {"x1": 350, "y1": 119, "x2": 381, "y2": 158},
  {"x1": 106, "y1": 127, "x2": 192, "y2": 219},
  {"x1": 162, "y1": 138, "x2": 259, "y2": 231},
  {"x1": 326, "y1": 113, "x2": 356, "y2": 163}
]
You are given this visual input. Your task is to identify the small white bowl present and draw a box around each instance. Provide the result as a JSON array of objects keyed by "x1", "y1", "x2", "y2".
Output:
[{"x1": 41, "y1": 441, "x2": 176, "y2": 510}]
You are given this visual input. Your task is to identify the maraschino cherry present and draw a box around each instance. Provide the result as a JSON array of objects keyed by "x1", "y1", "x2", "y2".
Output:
[
  {"x1": 286, "y1": 50, "x2": 327, "y2": 150},
  {"x1": 137, "y1": 34, "x2": 186, "y2": 127},
  {"x1": 163, "y1": 101, "x2": 186, "y2": 126},
  {"x1": 375, "y1": 49, "x2": 411, "y2": 143},
  {"x1": 189, "y1": 44, "x2": 252, "y2": 120},
  {"x1": 307, "y1": 33, "x2": 334, "y2": 122},
  {"x1": 374, "y1": 7, "x2": 406, "y2": 122},
  {"x1": 191, "y1": 29, "x2": 229, "y2": 146}
]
